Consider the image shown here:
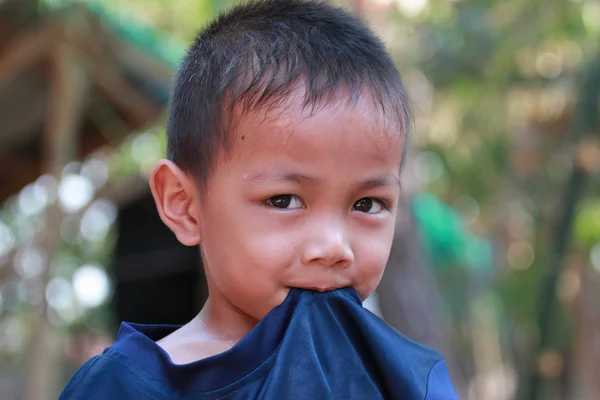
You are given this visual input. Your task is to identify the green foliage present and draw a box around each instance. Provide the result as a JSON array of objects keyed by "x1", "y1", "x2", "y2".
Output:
[
  {"x1": 412, "y1": 193, "x2": 492, "y2": 271},
  {"x1": 574, "y1": 200, "x2": 600, "y2": 248},
  {"x1": 79, "y1": 0, "x2": 229, "y2": 42}
]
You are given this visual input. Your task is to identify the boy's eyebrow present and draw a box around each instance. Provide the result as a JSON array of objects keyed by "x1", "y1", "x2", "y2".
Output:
[
  {"x1": 245, "y1": 172, "x2": 318, "y2": 185},
  {"x1": 360, "y1": 176, "x2": 402, "y2": 191},
  {"x1": 245, "y1": 172, "x2": 401, "y2": 190}
]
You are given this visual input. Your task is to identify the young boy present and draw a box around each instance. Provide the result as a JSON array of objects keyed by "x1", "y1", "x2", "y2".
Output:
[{"x1": 60, "y1": 0, "x2": 458, "y2": 398}]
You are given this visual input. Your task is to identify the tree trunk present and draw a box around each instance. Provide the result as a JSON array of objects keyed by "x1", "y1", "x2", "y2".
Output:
[{"x1": 377, "y1": 196, "x2": 468, "y2": 398}]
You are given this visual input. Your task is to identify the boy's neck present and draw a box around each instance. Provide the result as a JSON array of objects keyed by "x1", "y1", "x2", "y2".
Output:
[
  {"x1": 156, "y1": 294, "x2": 260, "y2": 365},
  {"x1": 193, "y1": 294, "x2": 260, "y2": 342}
]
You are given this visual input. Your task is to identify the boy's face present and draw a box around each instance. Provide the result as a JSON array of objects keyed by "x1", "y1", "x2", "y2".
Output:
[{"x1": 196, "y1": 93, "x2": 404, "y2": 321}]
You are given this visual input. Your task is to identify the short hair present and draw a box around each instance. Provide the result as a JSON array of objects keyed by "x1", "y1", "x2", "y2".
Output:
[{"x1": 167, "y1": 0, "x2": 412, "y2": 189}]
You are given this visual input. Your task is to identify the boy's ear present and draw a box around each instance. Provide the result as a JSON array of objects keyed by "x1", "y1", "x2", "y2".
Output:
[{"x1": 149, "y1": 160, "x2": 201, "y2": 246}]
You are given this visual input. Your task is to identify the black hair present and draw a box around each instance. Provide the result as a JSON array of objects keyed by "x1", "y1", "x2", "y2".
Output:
[{"x1": 167, "y1": 0, "x2": 412, "y2": 189}]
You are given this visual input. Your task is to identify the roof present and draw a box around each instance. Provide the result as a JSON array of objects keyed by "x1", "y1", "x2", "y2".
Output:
[{"x1": 0, "y1": 0, "x2": 181, "y2": 202}]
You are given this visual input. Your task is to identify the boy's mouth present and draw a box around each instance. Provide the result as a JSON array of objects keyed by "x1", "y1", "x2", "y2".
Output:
[{"x1": 304, "y1": 286, "x2": 338, "y2": 292}]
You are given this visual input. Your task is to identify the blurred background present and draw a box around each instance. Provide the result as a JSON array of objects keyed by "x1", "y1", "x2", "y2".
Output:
[{"x1": 0, "y1": 0, "x2": 598, "y2": 399}]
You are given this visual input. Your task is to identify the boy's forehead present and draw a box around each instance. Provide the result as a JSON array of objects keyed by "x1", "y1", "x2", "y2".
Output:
[
  {"x1": 230, "y1": 91, "x2": 403, "y2": 146},
  {"x1": 224, "y1": 95, "x2": 404, "y2": 173}
]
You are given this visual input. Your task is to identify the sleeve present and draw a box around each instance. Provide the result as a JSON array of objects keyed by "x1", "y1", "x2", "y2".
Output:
[
  {"x1": 424, "y1": 360, "x2": 459, "y2": 400},
  {"x1": 58, "y1": 355, "x2": 167, "y2": 400}
]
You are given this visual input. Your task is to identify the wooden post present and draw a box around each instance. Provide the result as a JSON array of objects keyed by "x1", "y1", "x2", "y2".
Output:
[
  {"x1": 0, "y1": 24, "x2": 51, "y2": 88},
  {"x1": 23, "y1": 28, "x2": 89, "y2": 400}
]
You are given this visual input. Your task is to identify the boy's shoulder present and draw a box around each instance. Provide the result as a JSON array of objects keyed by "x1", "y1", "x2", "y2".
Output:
[
  {"x1": 59, "y1": 323, "x2": 181, "y2": 400},
  {"x1": 58, "y1": 350, "x2": 169, "y2": 400}
]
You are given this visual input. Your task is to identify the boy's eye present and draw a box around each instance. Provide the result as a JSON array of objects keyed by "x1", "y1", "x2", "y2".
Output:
[
  {"x1": 353, "y1": 198, "x2": 387, "y2": 214},
  {"x1": 266, "y1": 195, "x2": 305, "y2": 209}
]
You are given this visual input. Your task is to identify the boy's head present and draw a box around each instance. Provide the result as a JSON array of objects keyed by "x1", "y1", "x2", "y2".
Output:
[{"x1": 151, "y1": 0, "x2": 411, "y2": 321}]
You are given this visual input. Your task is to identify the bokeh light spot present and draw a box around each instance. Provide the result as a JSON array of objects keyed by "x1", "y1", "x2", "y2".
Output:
[{"x1": 73, "y1": 265, "x2": 111, "y2": 309}]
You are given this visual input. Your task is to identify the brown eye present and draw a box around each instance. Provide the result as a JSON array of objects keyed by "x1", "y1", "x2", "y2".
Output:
[
  {"x1": 268, "y1": 195, "x2": 292, "y2": 208},
  {"x1": 354, "y1": 198, "x2": 373, "y2": 213},
  {"x1": 266, "y1": 195, "x2": 304, "y2": 209},
  {"x1": 353, "y1": 198, "x2": 386, "y2": 214}
]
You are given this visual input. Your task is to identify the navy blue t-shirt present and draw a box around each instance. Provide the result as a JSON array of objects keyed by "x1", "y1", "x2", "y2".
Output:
[{"x1": 60, "y1": 288, "x2": 458, "y2": 399}]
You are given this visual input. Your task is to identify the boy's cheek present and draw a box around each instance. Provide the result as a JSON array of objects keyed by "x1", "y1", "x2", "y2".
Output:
[
  {"x1": 217, "y1": 267, "x2": 290, "y2": 320},
  {"x1": 354, "y1": 272, "x2": 385, "y2": 300},
  {"x1": 354, "y1": 228, "x2": 395, "y2": 259},
  {"x1": 235, "y1": 233, "x2": 294, "y2": 274},
  {"x1": 352, "y1": 239, "x2": 393, "y2": 293}
]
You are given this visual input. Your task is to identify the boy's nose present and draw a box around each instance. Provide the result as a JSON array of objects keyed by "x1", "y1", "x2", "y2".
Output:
[{"x1": 301, "y1": 224, "x2": 354, "y2": 268}]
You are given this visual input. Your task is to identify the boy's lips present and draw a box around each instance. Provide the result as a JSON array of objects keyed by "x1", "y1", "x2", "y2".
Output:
[{"x1": 304, "y1": 286, "x2": 338, "y2": 292}]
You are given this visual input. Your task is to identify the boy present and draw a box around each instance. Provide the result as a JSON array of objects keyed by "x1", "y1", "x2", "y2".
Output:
[{"x1": 60, "y1": 0, "x2": 458, "y2": 398}]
